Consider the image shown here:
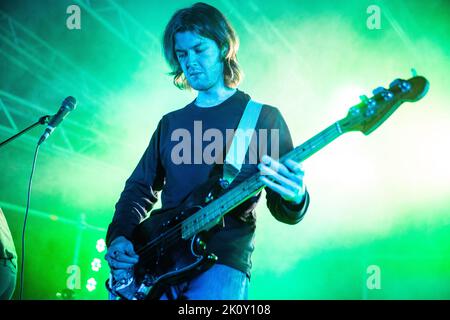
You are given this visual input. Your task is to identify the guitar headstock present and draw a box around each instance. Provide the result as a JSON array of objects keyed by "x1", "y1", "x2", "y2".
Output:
[{"x1": 338, "y1": 75, "x2": 429, "y2": 135}]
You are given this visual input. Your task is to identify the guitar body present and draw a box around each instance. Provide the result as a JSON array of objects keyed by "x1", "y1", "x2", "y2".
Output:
[{"x1": 107, "y1": 174, "x2": 225, "y2": 300}]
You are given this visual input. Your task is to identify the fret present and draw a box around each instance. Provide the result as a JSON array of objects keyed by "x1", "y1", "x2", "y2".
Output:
[{"x1": 289, "y1": 123, "x2": 341, "y2": 163}]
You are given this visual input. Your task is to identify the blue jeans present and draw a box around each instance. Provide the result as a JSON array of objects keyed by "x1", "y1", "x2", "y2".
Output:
[{"x1": 160, "y1": 264, "x2": 249, "y2": 300}]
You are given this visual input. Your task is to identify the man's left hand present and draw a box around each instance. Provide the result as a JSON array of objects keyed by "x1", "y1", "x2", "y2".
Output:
[{"x1": 258, "y1": 155, "x2": 306, "y2": 205}]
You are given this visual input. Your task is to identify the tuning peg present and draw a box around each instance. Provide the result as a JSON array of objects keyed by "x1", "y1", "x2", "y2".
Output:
[
  {"x1": 360, "y1": 95, "x2": 369, "y2": 103},
  {"x1": 389, "y1": 79, "x2": 401, "y2": 89},
  {"x1": 373, "y1": 86, "x2": 394, "y2": 101},
  {"x1": 389, "y1": 78, "x2": 411, "y2": 93},
  {"x1": 411, "y1": 68, "x2": 417, "y2": 77},
  {"x1": 383, "y1": 90, "x2": 394, "y2": 101},
  {"x1": 372, "y1": 86, "x2": 386, "y2": 95},
  {"x1": 360, "y1": 94, "x2": 376, "y2": 108},
  {"x1": 365, "y1": 98, "x2": 377, "y2": 115},
  {"x1": 349, "y1": 106, "x2": 360, "y2": 115},
  {"x1": 398, "y1": 81, "x2": 411, "y2": 92}
]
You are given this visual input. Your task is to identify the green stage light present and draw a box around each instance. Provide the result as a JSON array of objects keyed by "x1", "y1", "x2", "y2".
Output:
[
  {"x1": 91, "y1": 258, "x2": 102, "y2": 272},
  {"x1": 86, "y1": 278, "x2": 97, "y2": 292},
  {"x1": 96, "y1": 238, "x2": 106, "y2": 253}
]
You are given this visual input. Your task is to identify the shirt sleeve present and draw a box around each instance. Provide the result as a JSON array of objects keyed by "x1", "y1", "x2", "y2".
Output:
[
  {"x1": 105, "y1": 119, "x2": 166, "y2": 246},
  {"x1": 263, "y1": 107, "x2": 310, "y2": 225}
]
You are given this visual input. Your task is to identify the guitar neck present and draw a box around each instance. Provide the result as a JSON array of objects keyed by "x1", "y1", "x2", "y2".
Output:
[
  {"x1": 283, "y1": 121, "x2": 344, "y2": 163},
  {"x1": 181, "y1": 121, "x2": 344, "y2": 239}
]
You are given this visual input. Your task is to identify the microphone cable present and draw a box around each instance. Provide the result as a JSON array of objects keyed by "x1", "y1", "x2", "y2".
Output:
[{"x1": 19, "y1": 143, "x2": 41, "y2": 300}]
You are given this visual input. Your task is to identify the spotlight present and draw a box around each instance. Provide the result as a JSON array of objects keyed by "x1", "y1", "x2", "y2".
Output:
[
  {"x1": 96, "y1": 239, "x2": 106, "y2": 253},
  {"x1": 91, "y1": 258, "x2": 102, "y2": 272},
  {"x1": 86, "y1": 278, "x2": 97, "y2": 292}
]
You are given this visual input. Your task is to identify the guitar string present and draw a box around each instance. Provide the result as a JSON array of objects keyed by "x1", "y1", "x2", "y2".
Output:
[
  {"x1": 135, "y1": 176, "x2": 264, "y2": 266},
  {"x1": 135, "y1": 174, "x2": 262, "y2": 256},
  {"x1": 134, "y1": 125, "x2": 341, "y2": 261}
]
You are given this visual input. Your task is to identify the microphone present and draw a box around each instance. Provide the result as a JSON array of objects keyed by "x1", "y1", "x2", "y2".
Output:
[{"x1": 38, "y1": 96, "x2": 77, "y2": 145}]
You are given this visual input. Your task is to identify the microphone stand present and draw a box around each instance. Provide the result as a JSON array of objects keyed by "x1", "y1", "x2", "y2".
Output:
[
  {"x1": 0, "y1": 115, "x2": 50, "y2": 149},
  {"x1": 0, "y1": 114, "x2": 51, "y2": 300}
]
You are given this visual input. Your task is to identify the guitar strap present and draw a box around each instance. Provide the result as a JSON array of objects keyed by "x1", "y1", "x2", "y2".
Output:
[{"x1": 222, "y1": 99, "x2": 263, "y2": 187}]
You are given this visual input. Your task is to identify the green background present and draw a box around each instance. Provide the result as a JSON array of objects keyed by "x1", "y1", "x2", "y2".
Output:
[{"x1": 0, "y1": 0, "x2": 449, "y2": 299}]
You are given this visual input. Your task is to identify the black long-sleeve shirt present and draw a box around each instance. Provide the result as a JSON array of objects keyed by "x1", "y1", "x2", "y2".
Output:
[{"x1": 106, "y1": 89, "x2": 310, "y2": 278}]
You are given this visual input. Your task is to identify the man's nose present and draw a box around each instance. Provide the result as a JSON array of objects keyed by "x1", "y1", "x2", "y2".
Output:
[{"x1": 186, "y1": 51, "x2": 198, "y2": 69}]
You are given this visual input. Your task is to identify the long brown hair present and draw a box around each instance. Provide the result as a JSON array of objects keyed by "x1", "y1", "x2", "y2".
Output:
[{"x1": 163, "y1": 2, "x2": 243, "y2": 90}]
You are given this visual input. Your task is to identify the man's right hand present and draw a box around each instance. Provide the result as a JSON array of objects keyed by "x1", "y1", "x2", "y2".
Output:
[{"x1": 105, "y1": 236, "x2": 139, "y2": 281}]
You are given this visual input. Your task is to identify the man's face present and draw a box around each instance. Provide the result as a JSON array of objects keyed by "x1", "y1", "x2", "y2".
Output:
[{"x1": 174, "y1": 31, "x2": 224, "y2": 91}]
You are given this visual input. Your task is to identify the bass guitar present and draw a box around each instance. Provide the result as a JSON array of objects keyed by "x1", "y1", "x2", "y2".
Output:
[{"x1": 106, "y1": 74, "x2": 429, "y2": 300}]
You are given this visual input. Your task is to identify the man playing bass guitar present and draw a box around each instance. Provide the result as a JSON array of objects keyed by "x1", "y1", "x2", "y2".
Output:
[{"x1": 105, "y1": 2, "x2": 310, "y2": 300}]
